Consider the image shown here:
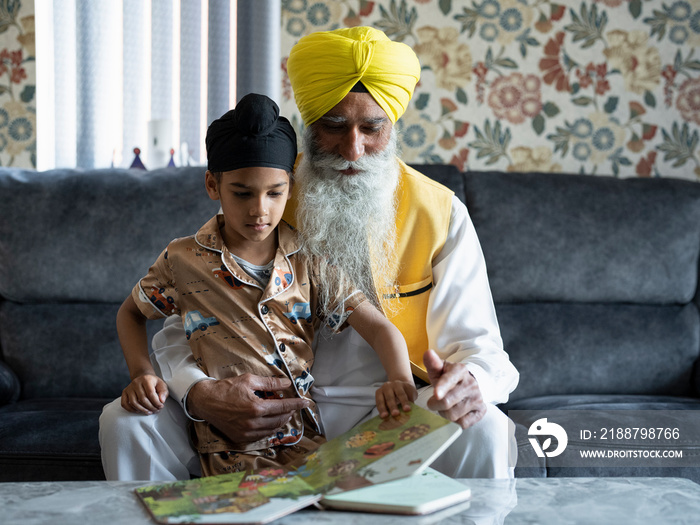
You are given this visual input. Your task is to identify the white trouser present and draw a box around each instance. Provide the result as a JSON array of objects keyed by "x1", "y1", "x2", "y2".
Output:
[
  {"x1": 427, "y1": 402, "x2": 516, "y2": 479},
  {"x1": 99, "y1": 386, "x2": 515, "y2": 481},
  {"x1": 99, "y1": 397, "x2": 202, "y2": 480}
]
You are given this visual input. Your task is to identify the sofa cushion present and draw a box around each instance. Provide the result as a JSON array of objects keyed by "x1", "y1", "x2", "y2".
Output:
[
  {"x1": 0, "y1": 398, "x2": 106, "y2": 481},
  {"x1": 497, "y1": 303, "x2": 699, "y2": 401},
  {"x1": 0, "y1": 398, "x2": 107, "y2": 454},
  {"x1": 508, "y1": 396, "x2": 700, "y2": 482},
  {"x1": 506, "y1": 394, "x2": 700, "y2": 411},
  {"x1": 465, "y1": 171, "x2": 700, "y2": 304},
  {"x1": 0, "y1": 166, "x2": 218, "y2": 303},
  {"x1": 0, "y1": 302, "x2": 164, "y2": 400}
]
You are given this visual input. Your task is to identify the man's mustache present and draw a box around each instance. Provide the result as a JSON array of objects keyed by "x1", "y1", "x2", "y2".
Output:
[{"x1": 311, "y1": 153, "x2": 381, "y2": 174}]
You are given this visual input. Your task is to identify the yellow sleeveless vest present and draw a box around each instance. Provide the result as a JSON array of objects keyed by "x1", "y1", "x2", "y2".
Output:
[{"x1": 283, "y1": 160, "x2": 454, "y2": 381}]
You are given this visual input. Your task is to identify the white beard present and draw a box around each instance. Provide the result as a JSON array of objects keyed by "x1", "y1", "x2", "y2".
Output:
[{"x1": 294, "y1": 127, "x2": 400, "y2": 316}]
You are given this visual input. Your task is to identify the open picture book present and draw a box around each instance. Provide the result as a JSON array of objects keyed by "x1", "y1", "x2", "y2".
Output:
[{"x1": 135, "y1": 404, "x2": 471, "y2": 524}]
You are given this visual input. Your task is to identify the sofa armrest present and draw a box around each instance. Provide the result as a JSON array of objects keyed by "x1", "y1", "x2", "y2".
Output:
[{"x1": 0, "y1": 360, "x2": 20, "y2": 405}]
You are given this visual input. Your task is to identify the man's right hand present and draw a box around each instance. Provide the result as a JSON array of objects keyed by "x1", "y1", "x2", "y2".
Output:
[{"x1": 186, "y1": 374, "x2": 311, "y2": 443}]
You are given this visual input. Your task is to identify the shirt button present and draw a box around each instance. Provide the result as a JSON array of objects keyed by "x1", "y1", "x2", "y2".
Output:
[
  {"x1": 279, "y1": 343, "x2": 286, "y2": 352},
  {"x1": 261, "y1": 305, "x2": 269, "y2": 315}
]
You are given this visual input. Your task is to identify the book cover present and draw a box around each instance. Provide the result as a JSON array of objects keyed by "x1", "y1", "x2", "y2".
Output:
[
  {"x1": 135, "y1": 404, "x2": 463, "y2": 524},
  {"x1": 320, "y1": 467, "x2": 471, "y2": 515}
]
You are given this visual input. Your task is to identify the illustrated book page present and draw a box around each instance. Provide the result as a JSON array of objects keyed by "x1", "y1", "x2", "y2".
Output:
[{"x1": 135, "y1": 404, "x2": 462, "y2": 524}]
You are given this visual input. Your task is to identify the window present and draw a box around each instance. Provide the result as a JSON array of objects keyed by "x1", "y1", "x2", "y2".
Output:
[{"x1": 36, "y1": 0, "x2": 252, "y2": 170}]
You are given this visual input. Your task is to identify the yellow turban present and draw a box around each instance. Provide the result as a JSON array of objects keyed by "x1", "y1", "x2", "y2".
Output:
[{"x1": 287, "y1": 26, "x2": 421, "y2": 125}]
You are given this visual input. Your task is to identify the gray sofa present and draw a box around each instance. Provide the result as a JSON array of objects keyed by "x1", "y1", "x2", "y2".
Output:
[{"x1": 1, "y1": 164, "x2": 699, "y2": 482}]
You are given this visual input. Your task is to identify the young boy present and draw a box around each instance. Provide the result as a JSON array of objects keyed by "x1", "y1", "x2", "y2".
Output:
[{"x1": 117, "y1": 93, "x2": 417, "y2": 476}]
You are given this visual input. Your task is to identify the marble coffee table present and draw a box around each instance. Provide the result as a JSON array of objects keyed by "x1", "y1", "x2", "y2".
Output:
[{"x1": 2, "y1": 476, "x2": 699, "y2": 525}]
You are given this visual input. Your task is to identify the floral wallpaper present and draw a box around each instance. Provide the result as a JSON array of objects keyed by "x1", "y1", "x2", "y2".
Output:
[
  {"x1": 279, "y1": 0, "x2": 700, "y2": 180},
  {"x1": 0, "y1": 0, "x2": 34, "y2": 168}
]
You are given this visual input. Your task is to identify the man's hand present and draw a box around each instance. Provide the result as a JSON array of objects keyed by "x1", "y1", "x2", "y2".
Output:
[
  {"x1": 423, "y1": 349, "x2": 486, "y2": 429},
  {"x1": 186, "y1": 373, "x2": 311, "y2": 443}
]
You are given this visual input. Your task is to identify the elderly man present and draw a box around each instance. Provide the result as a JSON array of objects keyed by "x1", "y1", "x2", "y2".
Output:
[{"x1": 99, "y1": 26, "x2": 519, "y2": 480}]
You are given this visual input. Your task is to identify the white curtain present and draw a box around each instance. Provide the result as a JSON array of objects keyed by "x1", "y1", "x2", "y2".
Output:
[{"x1": 37, "y1": 0, "x2": 281, "y2": 171}]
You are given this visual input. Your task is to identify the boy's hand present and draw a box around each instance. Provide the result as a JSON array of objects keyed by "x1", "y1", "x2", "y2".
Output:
[
  {"x1": 121, "y1": 373, "x2": 169, "y2": 415},
  {"x1": 375, "y1": 379, "x2": 418, "y2": 419}
]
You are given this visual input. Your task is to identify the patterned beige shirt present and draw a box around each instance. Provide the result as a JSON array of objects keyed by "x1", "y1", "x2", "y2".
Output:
[{"x1": 132, "y1": 215, "x2": 365, "y2": 453}]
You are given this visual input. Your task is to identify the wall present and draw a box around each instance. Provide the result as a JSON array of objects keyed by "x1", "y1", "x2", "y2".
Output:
[
  {"x1": 0, "y1": 0, "x2": 34, "y2": 168},
  {"x1": 279, "y1": 0, "x2": 700, "y2": 180}
]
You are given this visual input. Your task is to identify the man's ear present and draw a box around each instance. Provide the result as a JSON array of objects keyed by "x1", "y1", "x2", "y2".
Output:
[{"x1": 204, "y1": 170, "x2": 220, "y2": 201}]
